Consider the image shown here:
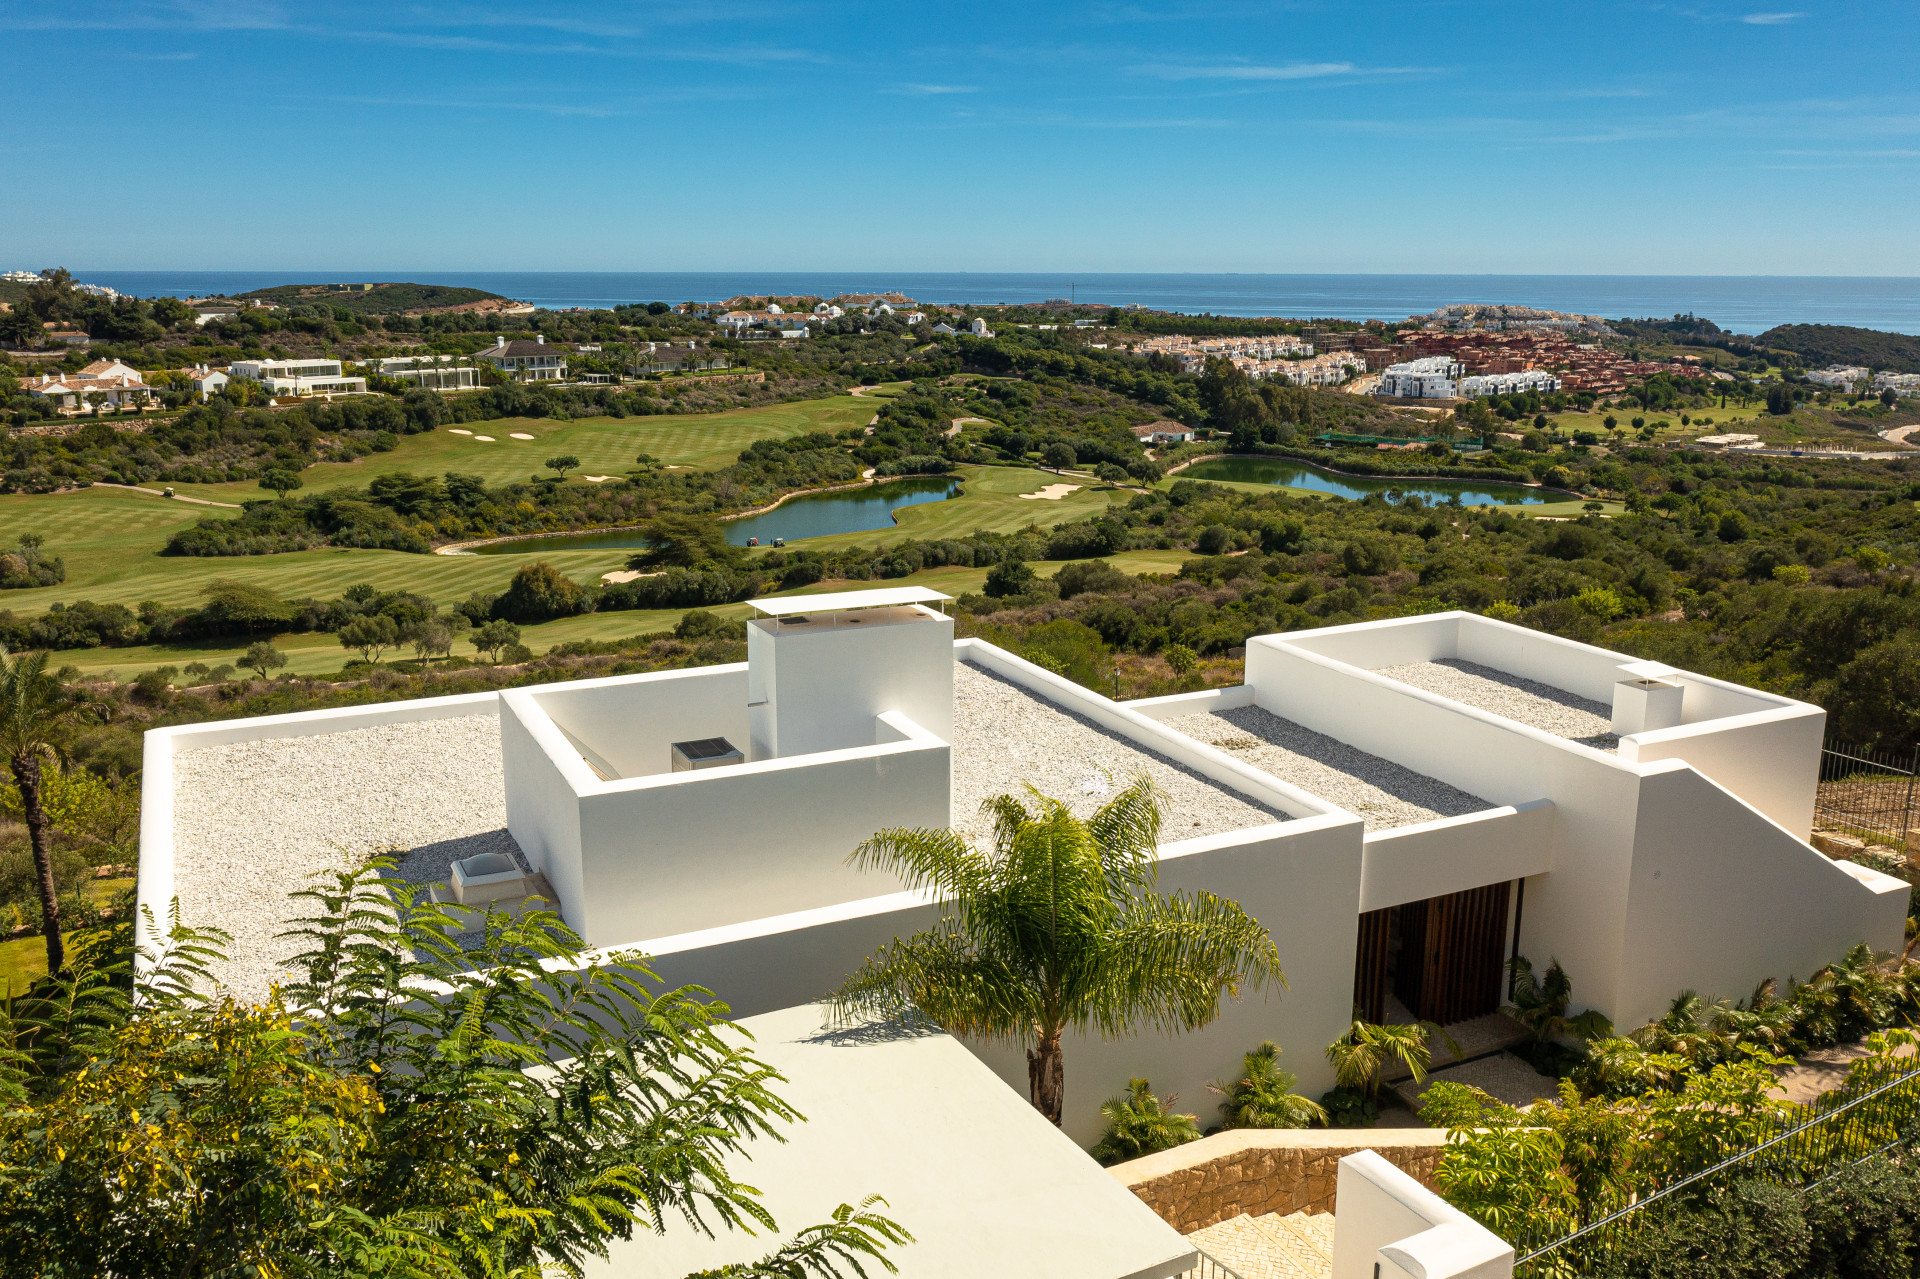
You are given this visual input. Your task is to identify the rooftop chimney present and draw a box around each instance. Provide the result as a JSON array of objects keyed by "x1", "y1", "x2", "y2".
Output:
[{"x1": 535, "y1": 334, "x2": 545, "y2": 344}]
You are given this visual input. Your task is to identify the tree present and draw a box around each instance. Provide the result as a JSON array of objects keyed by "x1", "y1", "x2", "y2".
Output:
[
  {"x1": 829, "y1": 777, "x2": 1283, "y2": 1125},
  {"x1": 239, "y1": 641, "x2": 287, "y2": 680},
  {"x1": 1042, "y1": 442, "x2": 1076, "y2": 472},
  {"x1": 258, "y1": 468, "x2": 303, "y2": 500},
  {"x1": 0, "y1": 868, "x2": 912, "y2": 1278},
  {"x1": 545, "y1": 454, "x2": 581, "y2": 478},
  {"x1": 198, "y1": 579, "x2": 296, "y2": 636},
  {"x1": 473, "y1": 618, "x2": 522, "y2": 663},
  {"x1": 627, "y1": 514, "x2": 742, "y2": 570},
  {"x1": 0, "y1": 650, "x2": 92, "y2": 974},
  {"x1": 1211, "y1": 1041, "x2": 1328, "y2": 1129},
  {"x1": 1090, "y1": 1078, "x2": 1200, "y2": 1165},
  {"x1": 1883, "y1": 388, "x2": 1901, "y2": 408},
  {"x1": 337, "y1": 613, "x2": 399, "y2": 664},
  {"x1": 632, "y1": 452, "x2": 663, "y2": 476},
  {"x1": 1326, "y1": 1020, "x2": 1453, "y2": 1105},
  {"x1": 1164, "y1": 643, "x2": 1198, "y2": 675},
  {"x1": 494, "y1": 561, "x2": 588, "y2": 622},
  {"x1": 982, "y1": 558, "x2": 1036, "y2": 598}
]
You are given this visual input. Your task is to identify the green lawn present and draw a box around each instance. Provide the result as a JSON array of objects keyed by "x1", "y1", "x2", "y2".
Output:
[
  {"x1": 162, "y1": 394, "x2": 881, "y2": 502},
  {"x1": 0, "y1": 877, "x2": 134, "y2": 993}
]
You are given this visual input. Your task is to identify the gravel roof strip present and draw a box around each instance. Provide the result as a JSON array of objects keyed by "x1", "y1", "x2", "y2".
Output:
[
  {"x1": 950, "y1": 662, "x2": 1290, "y2": 847},
  {"x1": 1375, "y1": 657, "x2": 1619, "y2": 750},
  {"x1": 1162, "y1": 704, "x2": 1489, "y2": 831},
  {"x1": 170, "y1": 712, "x2": 525, "y2": 999}
]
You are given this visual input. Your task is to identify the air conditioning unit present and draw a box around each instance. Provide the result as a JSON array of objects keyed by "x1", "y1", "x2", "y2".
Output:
[{"x1": 671, "y1": 737, "x2": 745, "y2": 772}]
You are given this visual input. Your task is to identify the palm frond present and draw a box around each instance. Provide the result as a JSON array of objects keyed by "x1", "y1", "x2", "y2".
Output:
[{"x1": 1082, "y1": 890, "x2": 1284, "y2": 1038}]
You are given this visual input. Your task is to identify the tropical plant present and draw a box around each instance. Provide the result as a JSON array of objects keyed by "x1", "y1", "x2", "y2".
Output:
[
  {"x1": 1211, "y1": 1041, "x2": 1327, "y2": 1129},
  {"x1": 0, "y1": 866, "x2": 912, "y2": 1279},
  {"x1": 1325, "y1": 1019, "x2": 1455, "y2": 1105},
  {"x1": 1090, "y1": 1078, "x2": 1200, "y2": 1165},
  {"x1": 1507, "y1": 957, "x2": 1613, "y2": 1070},
  {"x1": 828, "y1": 776, "x2": 1284, "y2": 1125},
  {"x1": 0, "y1": 650, "x2": 92, "y2": 974}
]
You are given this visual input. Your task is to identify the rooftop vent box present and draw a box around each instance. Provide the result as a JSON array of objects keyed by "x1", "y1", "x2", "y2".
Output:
[
  {"x1": 450, "y1": 851, "x2": 530, "y2": 905},
  {"x1": 672, "y1": 737, "x2": 745, "y2": 772}
]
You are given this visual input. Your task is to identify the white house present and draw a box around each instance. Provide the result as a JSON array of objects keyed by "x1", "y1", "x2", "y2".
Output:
[
  {"x1": 374, "y1": 355, "x2": 482, "y2": 391},
  {"x1": 226, "y1": 358, "x2": 369, "y2": 397},
  {"x1": 1130, "y1": 420, "x2": 1196, "y2": 445},
  {"x1": 969, "y1": 317, "x2": 994, "y2": 338},
  {"x1": 1872, "y1": 372, "x2": 1920, "y2": 396},
  {"x1": 1376, "y1": 357, "x2": 1464, "y2": 399},
  {"x1": 473, "y1": 336, "x2": 567, "y2": 382},
  {"x1": 175, "y1": 364, "x2": 228, "y2": 401},
  {"x1": 21, "y1": 359, "x2": 157, "y2": 414}
]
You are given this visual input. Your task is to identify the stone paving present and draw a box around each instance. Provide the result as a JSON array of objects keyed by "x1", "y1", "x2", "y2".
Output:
[{"x1": 1187, "y1": 1212, "x2": 1335, "y2": 1279}]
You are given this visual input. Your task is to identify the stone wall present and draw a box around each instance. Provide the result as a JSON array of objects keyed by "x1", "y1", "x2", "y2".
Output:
[{"x1": 1108, "y1": 1128, "x2": 1449, "y2": 1233}]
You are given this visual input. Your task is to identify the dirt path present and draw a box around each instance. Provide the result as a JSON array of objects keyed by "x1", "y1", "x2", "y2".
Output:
[{"x1": 93, "y1": 481, "x2": 242, "y2": 509}]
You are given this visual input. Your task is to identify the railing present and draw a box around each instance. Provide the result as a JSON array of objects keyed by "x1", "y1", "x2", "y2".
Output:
[
  {"x1": 1172, "y1": 1249, "x2": 1250, "y2": 1279},
  {"x1": 1510, "y1": 1058, "x2": 1920, "y2": 1276},
  {"x1": 1816, "y1": 741, "x2": 1919, "y2": 855}
]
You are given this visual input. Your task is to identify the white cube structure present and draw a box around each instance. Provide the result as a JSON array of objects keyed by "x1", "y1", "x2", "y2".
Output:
[
  {"x1": 450, "y1": 850, "x2": 531, "y2": 905},
  {"x1": 746, "y1": 587, "x2": 955, "y2": 761},
  {"x1": 1612, "y1": 677, "x2": 1685, "y2": 736}
]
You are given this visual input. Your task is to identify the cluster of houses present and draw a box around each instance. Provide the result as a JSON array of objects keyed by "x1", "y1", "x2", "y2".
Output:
[
  {"x1": 17, "y1": 359, "x2": 160, "y2": 414},
  {"x1": 1808, "y1": 365, "x2": 1920, "y2": 396}
]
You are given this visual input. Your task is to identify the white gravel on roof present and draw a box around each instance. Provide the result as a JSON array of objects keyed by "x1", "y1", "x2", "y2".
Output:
[
  {"x1": 1163, "y1": 704, "x2": 1489, "y2": 831},
  {"x1": 950, "y1": 662, "x2": 1289, "y2": 846},
  {"x1": 1376, "y1": 658, "x2": 1618, "y2": 750},
  {"x1": 171, "y1": 712, "x2": 522, "y2": 999}
]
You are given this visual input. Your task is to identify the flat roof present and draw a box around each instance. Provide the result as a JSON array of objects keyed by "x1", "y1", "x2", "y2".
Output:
[
  {"x1": 749, "y1": 586, "x2": 952, "y2": 617},
  {"x1": 583, "y1": 1004, "x2": 1192, "y2": 1279}
]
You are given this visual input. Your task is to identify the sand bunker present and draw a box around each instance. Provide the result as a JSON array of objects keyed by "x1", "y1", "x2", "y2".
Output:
[
  {"x1": 509, "y1": 432, "x2": 535, "y2": 440},
  {"x1": 448, "y1": 429, "x2": 472, "y2": 435},
  {"x1": 471, "y1": 435, "x2": 495, "y2": 442},
  {"x1": 1019, "y1": 483, "x2": 1081, "y2": 500}
]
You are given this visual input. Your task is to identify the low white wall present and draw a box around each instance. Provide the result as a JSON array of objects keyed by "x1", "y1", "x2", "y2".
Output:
[
  {"x1": 1123, "y1": 684, "x2": 1257, "y2": 721},
  {"x1": 1359, "y1": 801, "x2": 1555, "y2": 914},
  {"x1": 1282, "y1": 612, "x2": 1463, "y2": 673},
  {"x1": 1621, "y1": 705, "x2": 1825, "y2": 839},
  {"x1": 1332, "y1": 1151, "x2": 1512, "y2": 1279},
  {"x1": 500, "y1": 691, "x2": 587, "y2": 924},
  {"x1": 530, "y1": 665, "x2": 748, "y2": 780},
  {"x1": 1616, "y1": 761, "x2": 1910, "y2": 1027}
]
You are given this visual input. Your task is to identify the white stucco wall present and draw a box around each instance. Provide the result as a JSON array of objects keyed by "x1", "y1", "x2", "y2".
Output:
[
  {"x1": 1332, "y1": 1151, "x2": 1512, "y2": 1279},
  {"x1": 1620, "y1": 705, "x2": 1824, "y2": 838},
  {"x1": 528, "y1": 664, "x2": 749, "y2": 779},
  {"x1": 749, "y1": 605, "x2": 954, "y2": 760},
  {"x1": 1359, "y1": 801, "x2": 1555, "y2": 913}
]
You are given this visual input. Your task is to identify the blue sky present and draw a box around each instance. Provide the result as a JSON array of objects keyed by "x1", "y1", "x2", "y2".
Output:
[{"x1": 4, "y1": 1, "x2": 1917, "y2": 274}]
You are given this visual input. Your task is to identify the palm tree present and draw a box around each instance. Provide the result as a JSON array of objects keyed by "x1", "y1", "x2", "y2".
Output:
[
  {"x1": 0, "y1": 650, "x2": 91, "y2": 974},
  {"x1": 1326, "y1": 1020, "x2": 1444, "y2": 1104},
  {"x1": 1211, "y1": 1040, "x2": 1328, "y2": 1129},
  {"x1": 827, "y1": 776, "x2": 1284, "y2": 1125},
  {"x1": 1507, "y1": 956, "x2": 1614, "y2": 1052},
  {"x1": 1090, "y1": 1078, "x2": 1199, "y2": 1165}
]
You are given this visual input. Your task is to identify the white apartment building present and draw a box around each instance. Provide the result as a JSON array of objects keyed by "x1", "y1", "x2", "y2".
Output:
[
  {"x1": 226, "y1": 358, "x2": 369, "y2": 396},
  {"x1": 1808, "y1": 365, "x2": 1870, "y2": 388},
  {"x1": 1872, "y1": 372, "x2": 1920, "y2": 396},
  {"x1": 473, "y1": 336, "x2": 567, "y2": 381},
  {"x1": 1375, "y1": 357, "x2": 1465, "y2": 399},
  {"x1": 1459, "y1": 370, "x2": 1563, "y2": 398}
]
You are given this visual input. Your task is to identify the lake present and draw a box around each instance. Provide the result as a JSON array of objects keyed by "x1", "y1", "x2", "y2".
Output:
[
  {"x1": 1179, "y1": 456, "x2": 1548, "y2": 507},
  {"x1": 468, "y1": 476, "x2": 961, "y2": 555}
]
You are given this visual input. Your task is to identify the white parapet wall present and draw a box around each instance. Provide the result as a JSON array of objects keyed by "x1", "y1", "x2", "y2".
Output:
[{"x1": 1332, "y1": 1150, "x2": 1513, "y2": 1279}]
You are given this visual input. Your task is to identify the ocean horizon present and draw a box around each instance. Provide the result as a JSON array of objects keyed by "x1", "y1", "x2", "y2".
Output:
[{"x1": 55, "y1": 271, "x2": 1920, "y2": 335}]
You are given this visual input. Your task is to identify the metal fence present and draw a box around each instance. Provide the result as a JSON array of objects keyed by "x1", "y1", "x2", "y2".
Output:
[
  {"x1": 1172, "y1": 1248, "x2": 1248, "y2": 1279},
  {"x1": 1816, "y1": 742, "x2": 1920, "y2": 855},
  {"x1": 1511, "y1": 1058, "x2": 1920, "y2": 1277}
]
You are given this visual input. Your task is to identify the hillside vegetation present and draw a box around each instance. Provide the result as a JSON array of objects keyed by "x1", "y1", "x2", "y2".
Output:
[
  {"x1": 232, "y1": 282, "x2": 509, "y2": 314},
  {"x1": 1755, "y1": 324, "x2": 1920, "y2": 373}
]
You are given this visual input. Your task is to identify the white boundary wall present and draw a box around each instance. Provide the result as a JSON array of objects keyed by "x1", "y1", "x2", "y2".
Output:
[{"x1": 1332, "y1": 1151, "x2": 1512, "y2": 1279}]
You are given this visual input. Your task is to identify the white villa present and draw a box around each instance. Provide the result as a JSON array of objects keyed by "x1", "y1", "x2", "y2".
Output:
[
  {"x1": 21, "y1": 359, "x2": 157, "y2": 413},
  {"x1": 137, "y1": 590, "x2": 1902, "y2": 1279},
  {"x1": 227, "y1": 358, "x2": 369, "y2": 397},
  {"x1": 473, "y1": 336, "x2": 567, "y2": 381},
  {"x1": 1808, "y1": 365, "x2": 1870, "y2": 389},
  {"x1": 374, "y1": 354, "x2": 482, "y2": 391}
]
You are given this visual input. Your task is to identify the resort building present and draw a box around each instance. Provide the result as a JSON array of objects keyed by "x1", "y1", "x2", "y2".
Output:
[
  {"x1": 1375, "y1": 357, "x2": 1464, "y2": 399},
  {"x1": 1873, "y1": 372, "x2": 1920, "y2": 396},
  {"x1": 473, "y1": 336, "x2": 567, "y2": 382},
  {"x1": 1458, "y1": 370, "x2": 1563, "y2": 398},
  {"x1": 138, "y1": 590, "x2": 1899, "y2": 1278},
  {"x1": 226, "y1": 358, "x2": 369, "y2": 397}
]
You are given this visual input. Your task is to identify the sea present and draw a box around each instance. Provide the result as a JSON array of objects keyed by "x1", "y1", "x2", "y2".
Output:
[{"x1": 52, "y1": 271, "x2": 1920, "y2": 336}]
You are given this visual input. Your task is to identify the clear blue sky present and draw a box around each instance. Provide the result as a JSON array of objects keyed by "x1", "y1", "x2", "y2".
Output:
[{"x1": 6, "y1": 1, "x2": 1917, "y2": 274}]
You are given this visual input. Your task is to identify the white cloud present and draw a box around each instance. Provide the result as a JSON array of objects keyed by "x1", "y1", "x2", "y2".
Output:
[
  {"x1": 1740, "y1": 12, "x2": 1803, "y2": 23},
  {"x1": 1140, "y1": 60, "x2": 1355, "y2": 81}
]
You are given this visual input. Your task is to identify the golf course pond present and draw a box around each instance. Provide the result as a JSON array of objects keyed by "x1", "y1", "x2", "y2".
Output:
[
  {"x1": 1178, "y1": 456, "x2": 1548, "y2": 507},
  {"x1": 468, "y1": 475, "x2": 962, "y2": 554}
]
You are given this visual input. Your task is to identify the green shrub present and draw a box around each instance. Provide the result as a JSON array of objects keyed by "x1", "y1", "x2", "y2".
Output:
[{"x1": 1090, "y1": 1078, "x2": 1200, "y2": 1166}]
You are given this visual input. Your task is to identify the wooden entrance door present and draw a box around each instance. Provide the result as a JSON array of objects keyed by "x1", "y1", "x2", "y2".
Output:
[{"x1": 1383, "y1": 881, "x2": 1512, "y2": 1025}]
